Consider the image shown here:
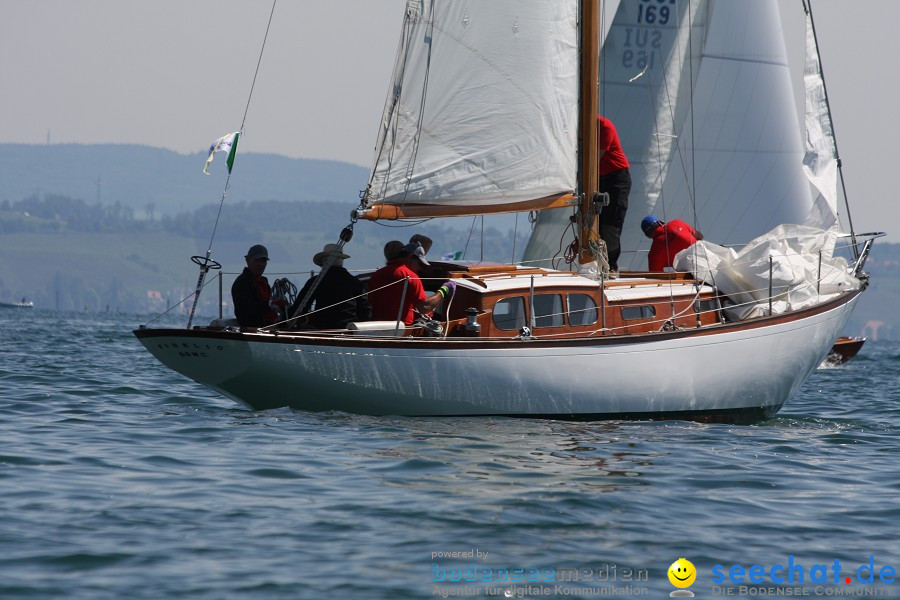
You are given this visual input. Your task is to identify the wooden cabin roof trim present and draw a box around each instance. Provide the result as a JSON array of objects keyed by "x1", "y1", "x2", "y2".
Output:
[
  {"x1": 455, "y1": 271, "x2": 601, "y2": 294},
  {"x1": 605, "y1": 284, "x2": 714, "y2": 301}
]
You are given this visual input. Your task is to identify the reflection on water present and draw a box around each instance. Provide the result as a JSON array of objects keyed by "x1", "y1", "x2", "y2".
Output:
[{"x1": 339, "y1": 417, "x2": 662, "y2": 495}]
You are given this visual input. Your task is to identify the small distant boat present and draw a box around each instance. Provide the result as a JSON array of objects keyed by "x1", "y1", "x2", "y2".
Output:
[
  {"x1": 824, "y1": 336, "x2": 866, "y2": 365},
  {"x1": 0, "y1": 298, "x2": 33, "y2": 309}
]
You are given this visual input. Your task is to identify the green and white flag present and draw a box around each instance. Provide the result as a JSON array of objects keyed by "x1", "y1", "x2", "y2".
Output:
[{"x1": 203, "y1": 131, "x2": 240, "y2": 175}]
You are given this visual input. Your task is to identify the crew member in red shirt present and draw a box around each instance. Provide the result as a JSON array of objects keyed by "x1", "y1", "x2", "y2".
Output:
[
  {"x1": 641, "y1": 215, "x2": 703, "y2": 272},
  {"x1": 368, "y1": 242, "x2": 455, "y2": 325},
  {"x1": 597, "y1": 115, "x2": 631, "y2": 275}
]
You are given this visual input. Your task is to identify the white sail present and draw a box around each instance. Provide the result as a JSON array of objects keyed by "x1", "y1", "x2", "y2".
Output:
[
  {"x1": 365, "y1": 0, "x2": 579, "y2": 215},
  {"x1": 801, "y1": 7, "x2": 839, "y2": 230},
  {"x1": 524, "y1": 0, "x2": 815, "y2": 270}
]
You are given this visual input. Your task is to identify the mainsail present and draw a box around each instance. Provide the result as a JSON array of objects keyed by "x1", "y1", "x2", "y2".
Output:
[
  {"x1": 524, "y1": 0, "x2": 815, "y2": 270},
  {"x1": 362, "y1": 1, "x2": 579, "y2": 219}
]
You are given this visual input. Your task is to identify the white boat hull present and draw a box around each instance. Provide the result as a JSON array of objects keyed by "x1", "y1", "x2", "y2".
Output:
[{"x1": 135, "y1": 292, "x2": 859, "y2": 422}]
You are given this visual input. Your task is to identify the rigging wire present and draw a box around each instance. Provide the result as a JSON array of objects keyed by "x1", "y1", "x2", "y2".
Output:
[
  {"x1": 203, "y1": 0, "x2": 278, "y2": 260},
  {"x1": 636, "y1": 61, "x2": 681, "y2": 320},
  {"x1": 366, "y1": 7, "x2": 416, "y2": 204},
  {"x1": 184, "y1": 0, "x2": 279, "y2": 329},
  {"x1": 633, "y1": 45, "x2": 704, "y2": 315},
  {"x1": 461, "y1": 216, "x2": 477, "y2": 260},
  {"x1": 802, "y1": 0, "x2": 859, "y2": 260},
  {"x1": 294, "y1": 2, "x2": 436, "y2": 327},
  {"x1": 687, "y1": 0, "x2": 698, "y2": 235},
  {"x1": 372, "y1": 218, "x2": 433, "y2": 229},
  {"x1": 401, "y1": 3, "x2": 435, "y2": 211},
  {"x1": 511, "y1": 212, "x2": 519, "y2": 264},
  {"x1": 365, "y1": 0, "x2": 434, "y2": 214},
  {"x1": 552, "y1": 217, "x2": 579, "y2": 270},
  {"x1": 480, "y1": 216, "x2": 484, "y2": 262}
]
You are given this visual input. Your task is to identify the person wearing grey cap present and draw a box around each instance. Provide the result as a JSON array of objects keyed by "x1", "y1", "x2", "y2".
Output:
[
  {"x1": 231, "y1": 244, "x2": 283, "y2": 328},
  {"x1": 383, "y1": 234, "x2": 432, "y2": 263},
  {"x1": 368, "y1": 242, "x2": 455, "y2": 325}
]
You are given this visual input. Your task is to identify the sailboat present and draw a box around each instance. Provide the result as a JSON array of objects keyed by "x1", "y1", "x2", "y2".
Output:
[
  {"x1": 0, "y1": 297, "x2": 34, "y2": 309},
  {"x1": 135, "y1": 0, "x2": 879, "y2": 422},
  {"x1": 824, "y1": 336, "x2": 866, "y2": 366}
]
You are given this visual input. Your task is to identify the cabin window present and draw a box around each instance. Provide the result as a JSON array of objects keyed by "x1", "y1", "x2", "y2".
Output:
[
  {"x1": 493, "y1": 297, "x2": 526, "y2": 331},
  {"x1": 697, "y1": 299, "x2": 719, "y2": 316},
  {"x1": 567, "y1": 294, "x2": 598, "y2": 326},
  {"x1": 533, "y1": 294, "x2": 564, "y2": 328},
  {"x1": 621, "y1": 305, "x2": 656, "y2": 321}
]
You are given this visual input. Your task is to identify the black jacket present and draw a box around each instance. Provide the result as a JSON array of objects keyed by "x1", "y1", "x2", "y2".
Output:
[
  {"x1": 290, "y1": 266, "x2": 371, "y2": 329},
  {"x1": 231, "y1": 268, "x2": 271, "y2": 327}
]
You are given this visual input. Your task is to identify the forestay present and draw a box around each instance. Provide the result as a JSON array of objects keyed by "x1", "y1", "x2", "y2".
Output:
[{"x1": 364, "y1": 0, "x2": 579, "y2": 217}]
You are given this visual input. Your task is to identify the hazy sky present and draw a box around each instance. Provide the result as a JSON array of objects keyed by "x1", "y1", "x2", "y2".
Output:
[{"x1": 1, "y1": 0, "x2": 896, "y2": 242}]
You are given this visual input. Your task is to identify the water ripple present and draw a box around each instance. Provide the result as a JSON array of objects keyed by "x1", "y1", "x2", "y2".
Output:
[{"x1": 1, "y1": 311, "x2": 898, "y2": 598}]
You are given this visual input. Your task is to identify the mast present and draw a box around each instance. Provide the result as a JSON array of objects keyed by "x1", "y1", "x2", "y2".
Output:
[{"x1": 577, "y1": 0, "x2": 602, "y2": 266}]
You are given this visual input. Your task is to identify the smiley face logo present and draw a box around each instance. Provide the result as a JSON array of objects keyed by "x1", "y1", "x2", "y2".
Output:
[{"x1": 668, "y1": 558, "x2": 697, "y2": 588}]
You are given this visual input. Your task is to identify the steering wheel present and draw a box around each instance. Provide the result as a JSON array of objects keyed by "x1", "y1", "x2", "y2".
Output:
[{"x1": 191, "y1": 255, "x2": 222, "y2": 270}]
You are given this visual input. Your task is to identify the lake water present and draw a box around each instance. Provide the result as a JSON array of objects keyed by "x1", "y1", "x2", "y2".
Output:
[{"x1": 2, "y1": 310, "x2": 899, "y2": 599}]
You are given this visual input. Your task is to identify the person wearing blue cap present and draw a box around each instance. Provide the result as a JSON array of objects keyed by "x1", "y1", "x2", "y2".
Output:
[{"x1": 641, "y1": 215, "x2": 702, "y2": 273}]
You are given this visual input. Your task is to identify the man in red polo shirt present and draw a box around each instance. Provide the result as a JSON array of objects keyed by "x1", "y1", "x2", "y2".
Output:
[
  {"x1": 641, "y1": 215, "x2": 703, "y2": 272},
  {"x1": 368, "y1": 242, "x2": 455, "y2": 325},
  {"x1": 597, "y1": 115, "x2": 631, "y2": 275}
]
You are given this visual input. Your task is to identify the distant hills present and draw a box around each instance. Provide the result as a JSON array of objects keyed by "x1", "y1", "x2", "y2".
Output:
[
  {"x1": 0, "y1": 144, "x2": 530, "y2": 318},
  {"x1": 0, "y1": 143, "x2": 897, "y2": 341},
  {"x1": 0, "y1": 143, "x2": 369, "y2": 217}
]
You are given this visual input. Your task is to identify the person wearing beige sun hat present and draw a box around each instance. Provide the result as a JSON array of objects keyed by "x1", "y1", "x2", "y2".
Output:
[
  {"x1": 313, "y1": 243, "x2": 350, "y2": 267},
  {"x1": 289, "y1": 243, "x2": 371, "y2": 329}
]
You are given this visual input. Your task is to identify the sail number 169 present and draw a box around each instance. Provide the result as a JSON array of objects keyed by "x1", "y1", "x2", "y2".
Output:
[{"x1": 637, "y1": 0, "x2": 676, "y2": 26}]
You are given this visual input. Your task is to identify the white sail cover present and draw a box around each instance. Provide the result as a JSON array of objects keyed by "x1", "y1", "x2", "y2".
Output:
[
  {"x1": 675, "y1": 225, "x2": 859, "y2": 321},
  {"x1": 525, "y1": 0, "x2": 816, "y2": 270},
  {"x1": 365, "y1": 0, "x2": 579, "y2": 212}
]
